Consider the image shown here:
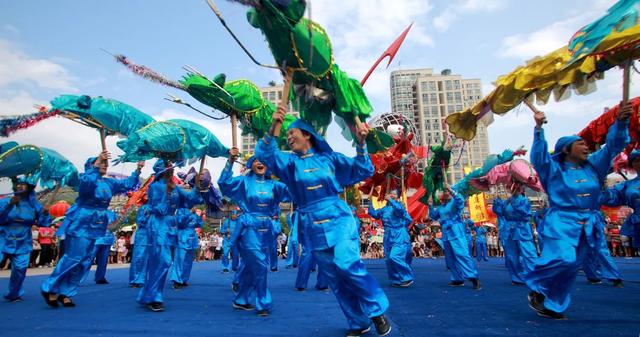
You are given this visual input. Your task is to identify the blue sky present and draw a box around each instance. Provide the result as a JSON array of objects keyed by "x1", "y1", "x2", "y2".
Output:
[{"x1": 0, "y1": 0, "x2": 637, "y2": 192}]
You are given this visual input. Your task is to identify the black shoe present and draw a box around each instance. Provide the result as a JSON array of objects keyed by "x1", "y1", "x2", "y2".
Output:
[
  {"x1": 345, "y1": 327, "x2": 371, "y2": 337},
  {"x1": 512, "y1": 281, "x2": 525, "y2": 286},
  {"x1": 391, "y1": 280, "x2": 413, "y2": 288},
  {"x1": 231, "y1": 283, "x2": 238, "y2": 293},
  {"x1": 448, "y1": 281, "x2": 464, "y2": 287},
  {"x1": 296, "y1": 287, "x2": 306, "y2": 292},
  {"x1": 315, "y1": 286, "x2": 329, "y2": 291},
  {"x1": 172, "y1": 282, "x2": 183, "y2": 290},
  {"x1": 7, "y1": 297, "x2": 22, "y2": 303},
  {"x1": 147, "y1": 302, "x2": 164, "y2": 312},
  {"x1": 222, "y1": 268, "x2": 229, "y2": 273},
  {"x1": 256, "y1": 309, "x2": 269, "y2": 317},
  {"x1": 587, "y1": 278, "x2": 602, "y2": 285},
  {"x1": 372, "y1": 314, "x2": 391, "y2": 336},
  {"x1": 95, "y1": 279, "x2": 109, "y2": 285},
  {"x1": 232, "y1": 301, "x2": 255, "y2": 311},
  {"x1": 41, "y1": 291, "x2": 58, "y2": 308},
  {"x1": 130, "y1": 283, "x2": 142, "y2": 288},
  {"x1": 285, "y1": 266, "x2": 293, "y2": 269},
  {"x1": 57, "y1": 295, "x2": 76, "y2": 307},
  {"x1": 527, "y1": 291, "x2": 567, "y2": 320},
  {"x1": 182, "y1": 282, "x2": 189, "y2": 287},
  {"x1": 270, "y1": 268, "x2": 278, "y2": 272},
  {"x1": 613, "y1": 279, "x2": 624, "y2": 288},
  {"x1": 470, "y1": 278, "x2": 481, "y2": 290}
]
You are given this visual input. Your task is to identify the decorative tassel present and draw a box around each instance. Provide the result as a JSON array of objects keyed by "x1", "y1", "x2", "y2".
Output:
[
  {"x1": 0, "y1": 107, "x2": 60, "y2": 137},
  {"x1": 113, "y1": 54, "x2": 185, "y2": 90}
]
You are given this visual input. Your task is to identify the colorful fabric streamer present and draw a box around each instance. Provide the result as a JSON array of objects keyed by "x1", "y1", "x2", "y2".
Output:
[
  {"x1": 0, "y1": 107, "x2": 60, "y2": 137},
  {"x1": 114, "y1": 54, "x2": 185, "y2": 90}
]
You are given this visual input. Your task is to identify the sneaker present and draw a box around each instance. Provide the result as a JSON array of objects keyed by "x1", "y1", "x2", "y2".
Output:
[
  {"x1": 256, "y1": 309, "x2": 269, "y2": 317},
  {"x1": 391, "y1": 280, "x2": 413, "y2": 288},
  {"x1": 372, "y1": 314, "x2": 392, "y2": 336},
  {"x1": 231, "y1": 283, "x2": 238, "y2": 293},
  {"x1": 345, "y1": 327, "x2": 371, "y2": 337},
  {"x1": 448, "y1": 281, "x2": 464, "y2": 287},
  {"x1": 95, "y1": 279, "x2": 109, "y2": 285},
  {"x1": 471, "y1": 278, "x2": 482, "y2": 290},
  {"x1": 232, "y1": 302, "x2": 255, "y2": 311},
  {"x1": 612, "y1": 279, "x2": 624, "y2": 288},
  {"x1": 147, "y1": 302, "x2": 164, "y2": 312},
  {"x1": 587, "y1": 278, "x2": 602, "y2": 285}
]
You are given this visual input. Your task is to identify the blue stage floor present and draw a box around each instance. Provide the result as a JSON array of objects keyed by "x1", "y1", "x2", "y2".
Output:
[{"x1": 0, "y1": 257, "x2": 638, "y2": 336}]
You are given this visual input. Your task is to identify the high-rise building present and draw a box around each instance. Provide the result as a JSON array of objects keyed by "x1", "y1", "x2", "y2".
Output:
[
  {"x1": 240, "y1": 83, "x2": 300, "y2": 154},
  {"x1": 390, "y1": 68, "x2": 490, "y2": 184}
]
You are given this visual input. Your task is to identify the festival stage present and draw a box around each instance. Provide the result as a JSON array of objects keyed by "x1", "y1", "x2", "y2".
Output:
[{"x1": 1, "y1": 258, "x2": 638, "y2": 336}]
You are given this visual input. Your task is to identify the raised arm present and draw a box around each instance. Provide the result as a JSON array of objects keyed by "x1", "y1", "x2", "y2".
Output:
[
  {"x1": 331, "y1": 145, "x2": 374, "y2": 186},
  {"x1": 588, "y1": 118, "x2": 630, "y2": 181}
]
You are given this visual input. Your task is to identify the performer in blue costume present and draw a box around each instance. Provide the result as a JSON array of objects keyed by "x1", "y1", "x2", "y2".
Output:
[
  {"x1": 0, "y1": 178, "x2": 50, "y2": 302},
  {"x1": 603, "y1": 151, "x2": 640, "y2": 252},
  {"x1": 256, "y1": 108, "x2": 391, "y2": 337},
  {"x1": 221, "y1": 210, "x2": 240, "y2": 272},
  {"x1": 368, "y1": 190, "x2": 414, "y2": 287},
  {"x1": 429, "y1": 185, "x2": 481, "y2": 290},
  {"x1": 525, "y1": 103, "x2": 631, "y2": 320},
  {"x1": 137, "y1": 160, "x2": 202, "y2": 312},
  {"x1": 493, "y1": 198, "x2": 508, "y2": 257},
  {"x1": 269, "y1": 213, "x2": 282, "y2": 272},
  {"x1": 493, "y1": 185, "x2": 537, "y2": 285},
  {"x1": 464, "y1": 217, "x2": 474, "y2": 255},
  {"x1": 42, "y1": 151, "x2": 142, "y2": 308},
  {"x1": 129, "y1": 205, "x2": 151, "y2": 287},
  {"x1": 92, "y1": 228, "x2": 115, "y2": 284},
  {"x1": 218, "y1": 152, "x2": 290, "y2": 317},
  {"x1": 285, "y1": 209, "x2": 300, "y2": 269},
  {"x1": 170, "y1": 207, "x2": 203, "y2": 288},
  {"x1": 475, "y1": 225, "x2": 488, "y2": 262},
  {"x1": 533, "y1": 204, "x2": 547, "y2": 252}
]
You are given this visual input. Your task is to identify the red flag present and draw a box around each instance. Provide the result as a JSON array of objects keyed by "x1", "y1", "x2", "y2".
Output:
[{"x1": 361, "y1": 23, "x2": 413, "y2": 86}]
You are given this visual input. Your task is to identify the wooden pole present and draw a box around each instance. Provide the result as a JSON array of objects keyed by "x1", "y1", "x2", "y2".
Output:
[
  {"x1": 400, "y1": 165, "x2": 406, "y2": 207},
  {"x1": 623, "y1": 59, "x2": 632, "y2": 103},
  {"x1": 230, "y1": 112, "x2": 238, "y2": 149},
  {"x1": 271, "y1": 68, "x2": 294, "y2": 138},
  {"x1": 524, "y1": 100, "x2": 547, "y2": 124},
  {"x1": 100, "y1": 127, "x2": 107, "y2": 151}
]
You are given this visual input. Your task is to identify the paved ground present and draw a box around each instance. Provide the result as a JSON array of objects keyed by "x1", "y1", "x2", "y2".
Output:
[{"x1": 0, "y1": 257, "x2": 638, "y2": 336}]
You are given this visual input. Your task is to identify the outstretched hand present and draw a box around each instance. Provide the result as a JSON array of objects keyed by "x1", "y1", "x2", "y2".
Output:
[{"x1": 618, "y1": 100, "x2": 633, "y2": 121}]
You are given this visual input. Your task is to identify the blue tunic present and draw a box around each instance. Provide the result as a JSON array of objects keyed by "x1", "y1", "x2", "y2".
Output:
[
  {"x1": 525, "y1": 119, "x2": 629, "y2": 313},
  {"x1": 603, "y1": 176, "x2": 640, "y2": 247}
]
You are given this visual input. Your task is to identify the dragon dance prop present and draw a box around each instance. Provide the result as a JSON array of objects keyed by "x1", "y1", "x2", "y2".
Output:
[
  {"x1": 452, "y1": 147, "x2": 527, "y2": 198},
  {"x1": 0, "y1": 142, "x2": 43, "y2": 178},
  {"x1": 419, "y1": 140, "x2": 453, "y2": 206},
  {"x1": 26, "y1": 147, "x2": 79, "y2": 191},
  {"x1": 359, "y1": 132, "x2": 423, "y2": 200},
  {"x1": 578, "y1": 96, "x2": 640, "y2": 150},
  {"x1": 469, "y1": 158, "x2": 543, "y2": 193},
  {"x1": 209, "y1": 0, "x2": 411, "y2": 143},
  {"x1": 116, "y1": 121, "x2": 186, "y2": 163},
  {"x1": 49, "y1": 94, "x2": 155, "y2": 151},
  {"x1": 111, "y1": 54, "x2": 295, "y2": 149},
  {"x1": 446, "y1": 10, "x2": 640, "y2": 141}
]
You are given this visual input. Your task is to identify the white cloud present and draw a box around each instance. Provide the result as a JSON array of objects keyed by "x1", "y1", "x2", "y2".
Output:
[
  {"x1": 3, "y1": 25, "x2": 19, "y2": 37},
  {"x1": 0, "y1": 39, "x2": 77, "y2": 92},
  {"x1": 498, "y1": 0, "x2": 615, "y2": 59},
  {"x1": 433, "y1": 0, "x2": 507, "y2": 32}
]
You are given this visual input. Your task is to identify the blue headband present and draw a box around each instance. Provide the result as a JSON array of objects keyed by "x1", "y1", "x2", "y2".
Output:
[
  {"x1": 552, "y1": 135, "x2": 582, "y2": 161},
  {"x1": 289, "y1": 119, "x2": 333, "y2": 153}
]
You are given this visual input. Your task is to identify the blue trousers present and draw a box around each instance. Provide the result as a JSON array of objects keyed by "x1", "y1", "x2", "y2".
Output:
[
  {"x1": 475, "y1": 241, "x2": 488, "y2": 261},
  {"x1": 504, "y1": 238, "x2": 537, "y2": 283},
  {"x1": 443, "y1": 238, "x2": 479, "y2": 282},
  {"x1": 268, "y1": 235, "x2": 279, "y2": 271},
  {"x1": 222, "y1": 240, "x2": 239, "y2": 271},
  {"x1": 129, "y1": 244, "x2": 150, "y2": 285},
  {"x1": 93, "y1": 244, "x2": 110, "y2": 282},
  {"x1": 582, "y1": 235, "x2": 622, "y2": 281},
  {"x1": 42, "y1": 236, "x2": 96, "y2": 297},
  {"x1": 170, "y1": 247, "x2": 196, "y2": 284},
  {"x1": 286, "y1": 241, "x2": 300, "y2": 268},
  {"x1": 313, "y1": 238, "x2": 389, "y2": 331},
  {"x1": 232, "y1": 260, "x2": 245, "y2": 286},
  {"x1": 524, "y1": 232, "x2": 591, "y2": 313},
  {"x1": 383, "y1": 241, "x2": 414, "y2": 285},
  {"x1": 234, "y1": 248, "x2": 271, "y2": 311},
  {"x1": 295, "y1": 245, "x2": 328, "y2": 289},
  {"x1": 137, "y1": 243, "x2": 172, "y2": 304},
  {"x1": 467, "y1": 238, "x2": 473, "y2": 256},
  {"x1": 0, "y1": 251, "x2": 29, "y2": 300}
]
